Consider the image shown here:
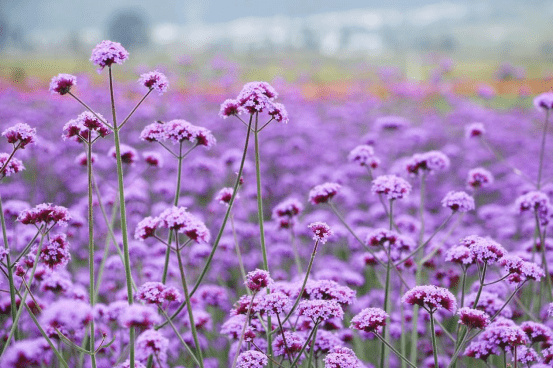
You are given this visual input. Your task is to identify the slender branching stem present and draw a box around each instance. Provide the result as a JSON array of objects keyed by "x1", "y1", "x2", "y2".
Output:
[{"x1": 374, "y1": 332, "x2": 417, "y2": 368}]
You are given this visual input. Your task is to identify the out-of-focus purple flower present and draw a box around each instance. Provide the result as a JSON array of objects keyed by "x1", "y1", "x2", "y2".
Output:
[
  {"x1": 245, "y1": 269, "x2": 273, "y2": 292},
  {"x1": 514, "y1": 346, "x2": 538, "y2": 365},
  {"x1": 119, "y1": 304, "x2": 160, "y2": 329},
  {"x1": 548, "y1": 302, "x2": 553, "y2": 318},
  {"x1": 0, "y1": 153, "x2": 25, "y2": 178},
  {"x1": 308, "y1": 222, "x2": 333, "y2": 244},
  {"x1": 467, "y1": 168, "x2": 494, "y2": 189},
  {"x1": 477, "y1": 84, "x2": 496, "y2": 100},
  {"x1": 465, "y1": 122, "x2": 485, "y2": 139},
  {"x1": 350, "y1": 307, "x2": 388, "y2": 333},
  {"x1": 136, "y1": 329, "x2": 169, "y2": 364},
  {"x1": 458, "y1": 307, "x2": 490, "y2": 330},
  {"x1": 236, "y1": 350, "x2": 268, "y2": 368},
  {"x1": 35, "y1": 233, "x2": 70, "y2": 270},
  {"x1": 371, "y1": 175, "x2": 412, "y2": 200},
  {"x1": 49, "y1": 73, "x2": 76, "y2": 95},
  {"x1": 1, "y1": 338, "x2": 52, "y2": 368},
  {"x1": 272, "y1": 331, "x2": 304, "y2": 357},
  {"x1": 108, "y1": 144, "x2": 138, "y2": 165},
  {"x1": 219, "y1": 99, "x2": 245, "y2": 118},
  {"x1": 348, "y1": 145, "x2": 380, "y2": 169},
  {"x1": 515, "y1": 191, "x2": 550, "y2": 225},
  {"x1": 374, "y1": 116, "x2": 410, "y2": 131},
  {"x1": 272, "y1": 198, "x2": 303, "y2": 219},
  {"x1": 298, "y1": 299, "x2": 344, "y2": 321},
  {"x1": 90, "y1": 40, "x2": 129, "y2": 72},
  {"x1": 75, "y1": 152, "x2": 97, "y2": 166},
  {"x1": 323, "y1": 346, "x2": 361, "y2": 368},
  {"x1": 18, "y1": 203, "x2": 71, "y2": 228},
  {"x1": 308, "y1": 183, "x2": 341, "y2": 205},
  {"x1": 135, "y1": 282, "x2": 182, "y2": 305},
  {"x1": 406, "y1": 151, "x2": 450, "y2": 176},
  {"x1": 40, "y1": 299, "x2": 93, "y2": 334},
  {"x1": 534, "y1": 91, "x2": 553, "y2": 111},
  {"x1": 215, "y1": 187, "x2": 237, "y2": 206},
  {"x1": 142, "y1": 151, "x2": 163, "y2": 168},
  {"x1": 3, "y1": 123, "x2": 36, "y2": 149},
  {"x1": 441, "y1": 191, "x2": 475, "y2": 212},
  {"x1": 138, "y1": 70, "x2": 169, "y2": 95},
  {"x1": 402, "y1": 285, "x2": 457, "y2": 312}
]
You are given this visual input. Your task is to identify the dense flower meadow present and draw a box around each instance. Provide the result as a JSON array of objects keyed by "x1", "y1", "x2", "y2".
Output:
[{"x1": 1, "y1": 40, "x2": 553, "y2": 368}]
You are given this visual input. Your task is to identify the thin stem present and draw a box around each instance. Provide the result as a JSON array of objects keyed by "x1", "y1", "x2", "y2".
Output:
[
  {"x1": 0, "y1": 193, "x2": 18, "y2": 340},
  {"x1": 290, "y1": 320, "x2": 321, "y2": 368},
  {"x1": 374, "y1": 332, "x2": 417, "y2": 368},
  {"x1": 276, "y1": 313, "x2": 294, "y2": 364},
  {"x1": 447, "y1": 327, "x2": 471, "y2": 368},
  {"x1": 291, "y1": 228, "x2": 303, "y2": 275},
  {"x1": 230, "y1": 214, "x2": 248, "y2": 290},
  {"x1": 253, "y1": 113, "x2": 269, "y2": 272},
  {"x1": 537, "y1": 109, "x2": 550, "y2": 189},
  {"x1": 307, "y1": 324, "x2": 318, "y2": 368},
  {"x1": 536, "y1": 212, "x2": 553, "y2": 300},
  {"x1": 472, "y1": 262, "x2": 488, "y2": 308},
  {"x1": 68, "y1": 92, "x2": 113, "y2": 130},
  {"x1": 108, "y1": 65, "x2": 135, "y2": 368},
  {"x1": 159, "y1": 309, "x2": 201, "y2": 367},
  {"x1": 86, "y1": 136, "x2": 97, "y2": 368},
  {"x1": 480, "y1": 137, "x2": 533, "y2": 184},
  {"x1": 175, "y1": 235, "x2": 204, "y2": 367},
  {"x1": 119, "y1": 89, "x2": 153, "y2": 129},
  {"x1": 380, "y1": 201, "x2": 394, "y2": 368},
  {"x1": 0, "y1": 143, "x2": 21, "y2": 177},
  {"x1": 429, "y1": 311, "x2": 439, "y2": 368}
]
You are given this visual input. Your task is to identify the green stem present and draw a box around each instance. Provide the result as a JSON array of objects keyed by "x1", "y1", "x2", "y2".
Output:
[
  {"x1": 175, "y1": 234, "x2": 204, "y2": 367},
  {"x1": 0, "y1": 193, "x2": 18, "y2": 340},
  {"x1": 108, "y1": 65, "x2": 135, "y2": 368},
  {"x1": 429, "y1": 311, "x2": 439, "y2": 368},
  {"x1": 374, "y1": 332, "x2": 417, "y2": 368},
  {"x1": 536, "y1": 212, "x2": 553, "y2": 300},
  {"x1": 230, "y1": 214, "x2": 248, "y2": 290},
  {"x1": 290, "y1": 320, "x2": 321, "y2": 368},
  {"x1": 448, "y1": 327, "x2": 470, "y2": 368},
  {"x1": 537, "y1": 109, "x2": 549, "y2": 189},
  {"x1": 472, "y1": 262, "x2": 487, "y2": 309},
  {"x1": 307, "y1": 324, "x2": 318, "y2": 368},
  {"x1": 253, "y1": 113, "x2": 269, "y2": 271},
  {"x1": 291, "y1": 228, "x2": 303, "y2": 275},
  {"x1": 380, "y1": 200, "x2": 394, "y2": 368},
  {"x1": 159, "y1": 309, "x2": 201, "y2": 367},
  {"x1": 86, "y1": 137, "x2": 97, "y2": 368}
]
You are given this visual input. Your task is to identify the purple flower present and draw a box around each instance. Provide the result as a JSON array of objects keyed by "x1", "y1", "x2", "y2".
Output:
[
  {"x1": 467, "y1": 168, "x2": 494, "y2": 189},
  {"x1": 371, "y1": 175, "x2": 412, "y2": 200},
  {"x1": 406, "y1": 151, "x2": 450, "y2": 176},
  {"x1": 445, "y1": 245, "x2": 475, "y2": 265},
  {"x1": 520, "y1": 321, "x2": 553, "y2": 344},
  {"x1": 138, "y1": 70, "x2": 169, "y2": 95},
  {"x1": 49, "y1": 73, "x2": 76, "y2": 95},
  {"x1": 350, "y1": 307, "x2": 388, "y2": 333},
  {"x1": 323, "y1": 346, "x2": 361, "y2": 368},
  {"x1": 308, "y1": 222, "x2": 333, "y2": 244},
  {"x1": 365, "y1": 228, "x2": 414, "y2": 252},
  {"x1": 245, "y1": 269, "x2": 273, "y2": 292},
  {"x1": 35, "y1": 233, "x2": 70, "y2": 270},
  {"x1": 1, "y1": 338, "x2": 52, "y2": 368},
  {"x1": 236, "y1": 350, "x2": 268, "y2": 368},
  {"x1": 515, "y1": 191, "x2": 550, "y2": 225},
  {"x1": 441, "y1": 191, "x2": 475, "y2": 212},
  {"x1": 18, "y1": 203, "x2": 71, "y2": 228},
  {"x1": 142, "y1": 151, "x2": 163, "y2": 168},
  {"x1": 272, "y1": 198, "x2": 303, "y2": 219},
  {"x1": 402, "y1": 285, "x2": 457, "y2": 312},
  {"x1": 157, "y1": 206, "x2": 210, "y2": 243},
  {"x1": 135, "y1": 282, "x2": 182, "y2": 305},
  {"x1": 374, "y1": 116, "x2": 410, "y2": 131},
  {"x1": 119, "y1": 304, "x2": 160, "y2": 329},
  {"x1": 272, "y1": 331, "x2": 304, "y2": 357},
  {"x1": 134, "y1": 216, "x2": 160, "y2": 240},
  {"x1": 90, "y1": 40, "x2": 129, "y2": 72},
  {"x1": 304, "y1": 280, "x2": 356, "y2": 305},
  {"x1": 298, "y1": 299, "x2": 344, "y2": 321},
  {"x1": 534, "y1": 91, "x2": 553, "y2": 111},
  {"x1": 348, "y1": 144, "x2": 380, "y2": 168},
  {"x1": 136, "y1": 329, "x2": 169, "y2": 364},
  {"x1": 40, "y1": 299, "x2": 93, "y2": 334},
  {"x1": 267, "y1": 102, "x2": 289, "y2": 123},
  {"x1": 308, "y1": 183, "x2": 341, "y2": 205},
  {"x1": 236, "y1": 81, "x2": 279, "y2": 114},
  {"x1": 75, "y1": 152, "x2": 97, "y2": 166},
  {"x1": 108, "y1": 144, "x2": 138, "y2": 165},
  {"x1": 255, "y1": 292, "x2": 290, "y2": 316},
  {"x1": 0, "y1": 153, "x2": 25, "y2": 178},
  {"x1": 219, "y1": 99, "x2": 245, "y2": 118},
  {"x1": 215, "y1": 187, "x2": 237, "y2": 206},
  {"x1": 458, "y1": 307, "x2": 490, "y2": 330},
  {"x1": 2, "y1": 123, "x2": 36, "y2": 149},
  {"x1": 465, "y1": 122, "x2": 485, "y2": 138}
]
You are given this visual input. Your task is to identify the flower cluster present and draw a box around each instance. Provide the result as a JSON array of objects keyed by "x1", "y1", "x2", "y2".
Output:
[
  {"x1": 308, "y1": 182, "x2": 342, "y2": 204},
  {"x1": 138, "y1": 70, "x2": 169, "y2": 95},
  {"x1": 90, "y1": 40, "x2": 129, "y2": 72},
  {"x1": 405, "y1": 151, "x2": 450, "y2": 176},
  {"x1": 402, "y1": 285, "x2": 457, "y2": 312},
  {"x1": 348, "y1": 145, "x2": 380, "y2": 168},
  {"x1": 18, "y1": 203, "x2": 71, "y2": 228},
  {"x1": 441, "y1": 191, "x2": 475, "y2": 212},
  {"x1": 135, "y1": 282, "x2": 182, "y2": 305},
  {"x1": 371, "y1": 175, "x2": 412, "y2": 200},
  {"x1": 3, "y1": 123, "x2": 36, "y2": 149},
  {"x1": 350, "y1": 307, "x2": 388, "y2": 333},
  {"x1": 135, "y1": 206, "x2": 210, "y2": 243},
  {"x1": 308, "y1": 222, "x2": 333, "y2": 244},
  {"x1": 140, "y1": 119, "x2": 216, "y2": 148}
]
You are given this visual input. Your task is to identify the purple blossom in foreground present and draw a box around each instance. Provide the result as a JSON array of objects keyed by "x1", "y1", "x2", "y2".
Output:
[
  {"x1": 350, "y1": 307, "x2": 388, "y2": 333},
  {"x1": 371, "y1": 175, "x2": 412, "y2": 200},
  {"x1": 441, "y1": 191, "x2": 475, "y2": 212},
  {"x1": 458, "y1": 307, "x2": 490, "y2": 330},
  {"x1": 298, "y1": 299, "x2": 344, "y2": 321},
  {"x1": 308, "y1": 222, "x2": 333, "y2": 244},
  {"x1": 236, "y1": 350, "x2": 268, "y2": 368},
  {"x1": 49, "y1": 73, "x2": 76, "y2": 95},
  {"x1": 308, "y1": 182, "x2": 341, "y2": 204},
  {"x1": 245, "y1": 269, "x2": 273, "y2": 292},
  {"x1": 3, "y1": 123, "x2": 36, "y2": 149},
  {"x1": 324, "y1": 347, "x2": 361, "y2": 368},
  {"x1": 119, "y1": 304, "x2": 160, "y2": 329},
  {"x1": 0, "y1": 153, "x2": 25, "y2": 178},
  {"x1": 135, "y1": 282, "x2": 182, "y2": 305},
  {"x1": 138, "y1": 70, "x2": 169, "y2": 95},
  {"x1": 35, "y1": 233, "x2": 70, "y2": 270},
  {"x1": 18, "y1": 203, "x2": 71, "y2": 228},
  {"x1": 534, "y1": 91, "x2": 553, "y2": 111},
  {"x1": 90, "y1": 40, "x2": 129, "y2": 72},
  {"x1": 402, "y1": 285, "x2": 457, "y2": 312}
]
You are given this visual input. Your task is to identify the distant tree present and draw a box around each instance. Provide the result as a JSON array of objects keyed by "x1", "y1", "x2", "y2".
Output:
[
  {"x1": 107, "y1": 9, "x2": 149, "y2": 49},
  {"x1": 438, "y1": 35, "x2": 457, "y2": 53}
]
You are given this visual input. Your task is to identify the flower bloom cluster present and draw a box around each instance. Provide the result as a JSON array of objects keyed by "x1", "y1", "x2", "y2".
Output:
[
  {"x1": 135, "y1": 282, "x2": 182, "y2": 305},
  {"x1": 457, "y1": 307, "x2": 490, "y2": 330},
  {"x1": 465, "y1": 122, "x2": 486, "y2": 138},
  {"x1": 62, "y1": 111, "x2": 111, "y2": 142},
  {"x1": 467, "y1": 167, "x2": 494, "y2": 189},
  {"x1": 499, "y1": 255, "x2": 544, "y2": 283},
  {"x1": 49, "y1": 73, "x2": 76, "y2": 95},
  {"x1": 405, "y1": 150, "x2": 450, "y2": 176},
  {"x1": 3, "y1": 123, "x2": 36, "y2": 149},
  {"x1": 272, "y1": 198, "x2": 303, "y2": 228},
  {"x1": 464, "y1": 235, "x2": 506, "y2": 265},
  {"x1": 135, "y1": 206, "x2": 210, "y2": 243},
  {"x1": 0, "y1": 153, "x2": 25, "y2": 178},
  {"x1": 350, "y1": 307, "x2": 388, "y2": 333},
  {"x1": 308, "y1": 182, "x2": 342, "y2": 204},
  {"x1": 402, "y1": 285, "x2": 457, "y2": 312},
  {"x1": 135, "y1": 329, "x2": 169, "y2": 364},
  {"x1": 90, "y1": 40, "x2": 129, "y2": 72},
  {"x1": 138, "y1": 70, "x2": 169, "y2": 95},
  {"x1": 108, "y1": 144, "x2": 138, "y2": 165},
  {"x1": 348, "y1": 145, "x2": 380, "y2": 168},
  {"x1": 323, "y1": 347, "x2": 361, "y2": 368},
  {"x1": 308, "y1": 222, "x2": 333, "y2": 244},
  {"x1": 297, "y1": 299, "x2": 344, "y2": 321},
  {"x1": 236, "y1": 350, "x2": 268, "y2": 368},
  {"x1": 371, "y1": 175, "x2": 412, "y2": 200},
  {"x1": 534, "y1": 91, "x2": 553, "y2": 111},
  {"x1": 441, "y1": 191, "x2": 475, "y2": 212},
  {"x1": 119, "y1": 304, "x2": 160, "y2": 329},
  {"x1": 140, "y1": 119, "x2": 216, "y2": 148},
  {"x1": 245, "y1": 269, "x2": 273, "y2": 292},
  {"x1": 272, "y1": 331, "x2": 304, "y2": 357},
  {"x1": 35, "y1": 233, "x2": 70, "y2": 270},
  {"x1": 215, "y1": 187, "x2": 238, "y2": 206},
  {"x1": 18, "y1": 203, "x2": 71, "y2": 228}
]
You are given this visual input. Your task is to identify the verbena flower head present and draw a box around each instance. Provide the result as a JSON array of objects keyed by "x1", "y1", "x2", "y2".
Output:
[
  {"x1": 371, "y1": 175, "x2": 412, "y2": 200},
  {"x1": 441, "y1": 191, "x2": 475, "y2": 212},
  {"x1": 350, "y1": 307, "x2": 388, "y2": 333},
  {"x1": 402, "y1": 285, "x2": 457, "y2": 312},
  {"x1": 18, "y1": 203, "x2": 71, "y2": 228},
  {"x1": 49, "y1": 73, "x2": 76, "y2": 95},
  {"x1": 75, "y1": 152, "x2": 97, "y2": 166},
  {"x1": 236, "y1": 350, "x2": 268, "y2": 368},
  {"x1": 157, "y1": 206, "x2": 210, "y2": 243},
  {"x1": 108, "y1": 144, "x2": 137, "y2": 165},
  {"x1": 467, "y1": 236, "x2": 506, "y2": 265},
  {"x1": 35, "y1": 233, "x2": 70, "y2": 270},
  {"x1": 365, "y1": 228, "x2": 414, "y2": 252},
  {"x1": 520, "y1": 321, "x2": 553, "y2": 344},
  {"x1": 458, "y1": 307, "x2": 490, "y2": 330},
  {"x1": 134, "y1": 216, "x2": 160, "y2": 240},
  {"x1": 348, "y1": 144, "x2": 380, "y2": 168},
  {"x1": 323, "y1": 347, "x2": 361, "y2": 368},
  {"x1": 515, "y1": 191, "x2": 550, "y2": 225},
  {"x1": 467, "y1": 167, "x2": 494, "y2": 189},
  {"x1": 219, "y1": 99, "x2": 245, "y2": 118},
  {"x1": 135, "y1": 282, "x2": 182, "y2": 305},
  {"x1": 77, "y1": 111, "x2": 111, "y2": 137},
  {"x1": 465, "y1": 123, "x2": 485, "y2": 138},
  {"x1": 480, "y1": 322, "x2": 528, "y2": 351},
  {"x1": 308, "y1": 183, "x2": 341, "y2": 204},
  {"x1": 308, "y1": 222, "x2": 333, "y2": 244},
  {"x1": 255, "y1": 292, "x2": 290, "y2": 316},
  {"x1": 297, "y1": 299, "x2": 344, "y2": 321},
  {"x1": 40, "y1": 299, "x2": 93, "y2": 334},
  {"x1": 445, "y1": 245, "x2": 475, "y2": 265},
  {"x1": 273, "y1": 331, "x2": 303, "y2": 357},
  {"x1": 267, "y1": 102, "x2": 289, "y2": 123},
  {"x1": 215, "y1": 187, "x2": 237, "y2": 206},
  {"x1": 139, "y1": 119, "x2": 216, "y2": 148},
  {"x1": 245, "y1": 269, "x2": 273, "y2": 292},
  {"x1": 304, "y1": 280, "x2": 356, "y2": 305},
  {"x1": 135, "y1": 329, "x2": 169, "y2": 364},
  {"x1": 236, "y1": 81, "x2": 278, "y2": 113},
  {"x1": 143, "y1": 151, "x2": 163, "y2": 168},
  {"x1": 534, "y1": 91, "x2": 553, "y2": 111},
  {"x1": 272, "y1": 198, "x2": 303, "y2": 219},
  {"x1": 90, "y1": 40, "x2": 129, "y2": 72},
  {"x1": 119, "y1": 304, "x2": 160, "y2": 329},
  {"x1": 3, "y1": 123, "x2": 36, "y2": 149},
  {"x1": 1, "y1": 338, "x2": 51, "y2": 368},
  {"x1": 138, "y1": 70, "x2": 169, "y2": 95},
  {"x1": 406, "y1": 151, "x2": 450, "y2": 176},
  {"x1": 0, "y1": 153, "x2": 25, "y2": 178}
]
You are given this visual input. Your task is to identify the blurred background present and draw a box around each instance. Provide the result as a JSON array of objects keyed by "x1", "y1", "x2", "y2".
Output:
[{"x1": 1, "y1": 0, "x2": 553, "y2": 92}]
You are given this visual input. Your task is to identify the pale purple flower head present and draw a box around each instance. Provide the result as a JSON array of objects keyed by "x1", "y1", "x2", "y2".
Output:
[
  {"x1": 458, "y1": 307, "x2": 490, "y2": 330},
  {"x1": 402, "y1": 285, "x2": 457, "y2": 312},
  {"x1": 465, "y1": 122, "x2": 486, "y2": 139},
  {"x1": 3, "y1": 123, "x2": 36, "y2": 149},
  {"x1": 348, "y1": 144, "x2": 380, "y2": 168},
  {"x1": 534, "y1": 91, "x2": 553, "y2": 111},
  {"x1": 157, "y1": 206, "x2": 210, "y2": 243},
  {"x1": 1, "y1": 338, "x2": 52, "y2": 368},
  {"x1": 134, "y1": 216, "x2": 160, "y2": 240},
  {"x1": 324, "y1": 347, "x2": 361, "y2": 368},
  {"x1": 304, "y1": 280, "x2": 356, "y2": 305},
  {"x1": 77, "y1": 111, "x2": 111, "y2": 138},
  {"x1": 236, "y1": 81, "x2": 278, "y2": 114},
  {"x1": 371, "y1": 175, "x2": 412, "y2": 200},
  {"x1": 108, "y1": 144, "x2": 137, "y2": 165},
  {"x1": 298, "y1": 299, "x2": 344, "y2": 321},
  {"x1": 138, "y1": 70, "x2": 169, "y2": 95},
  {"x1": 308, "y1": 183, "x2": 341, "y2": 205},
  {"x1": 215, "y1": 187, "x2": 237, "y2": 206},
  {"x1": 49, "y1": 73, "x2": 76, "y2": 95},
  {"x1": 40, "y1": 299, "x2": 93, "y2": 333},
  {"x1": 272, "y1": 198, "x2": 303, "y2": 219},
  {"x1": 445, "y1": 245, "x2": 475, "y2": 266},
  {"x1": 441, "y1": 191, "x2": 475, "y2": 212},
  {"x1": 273, "y1": 331, "x2": 303, "y2": 357},
  {"x1": 350, "y1": 307, "x2": 388, "y2": 333},
  {"x1": 477, "y1": 84, "x2": 496, "y2": 100},
  {"x1": 18, "y1": 203, "x2": 71, "y2": 228},
  {"x1": 75, "y1": 152, "x2": 97, "y2": 166},
  {"x1": 467, "y1": 168, "x2": 494, "y2": 189},
  {"x1": 140, "y1": 121, "x2": 166, "y2": 142},
  {"x1": 90, "y1": 40, "x2": 129, "y2": 72},
  {"x1": 135, "y1": 282, "x2": 182, "y2": 305},
  {"x1": 236, "y1": 350, "x2": 268, "y2": 368},
  {"x1": 35, "y1": 233, "x2": 70, "y2": 270},
  {"x1": 143, "y1": 151, "x2": 163, "y2": 168},
  {"x1": 119, "y1": 304, "x2": 160, "y2": 329},
  {"x1": 308, "y1": 222, "x2": 333, "y2": 244},
  {"x1": 135, "y1": 329, "x2": 169, "y2": 364},
  {"x1": 267, "y1": 102, "x2": 289, "y2": 124},
  {"x1": 0, "y1": 153, "x2": 25, "y2": 178},
  {"x1": 467, "y1": 236, "x2": 506, "y2": 265},
  {"x1": 219, "y1": 99, "x2": 245, "y2": 118},
  {"x1": 515, "y1": 191, "x2": 550, "y2": 225},
  {"x1": 255, "y1": 292, "x2": 290, "y2": 316},
  {"x1": 245, "y1": 269, "x2": 273, "y2": 292},
  {"x1": 481, "y1": 323, "x2": 528, "y2": 350},
  {"x1": 406, "y1": 151, "x2": 450, "y2": 176},
  {"x1": 365, "y1": 228, "x2": 414, "y2": 252},
  {"x1": 520, "y1": 321, "x2": 553, "y2": 344}
]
